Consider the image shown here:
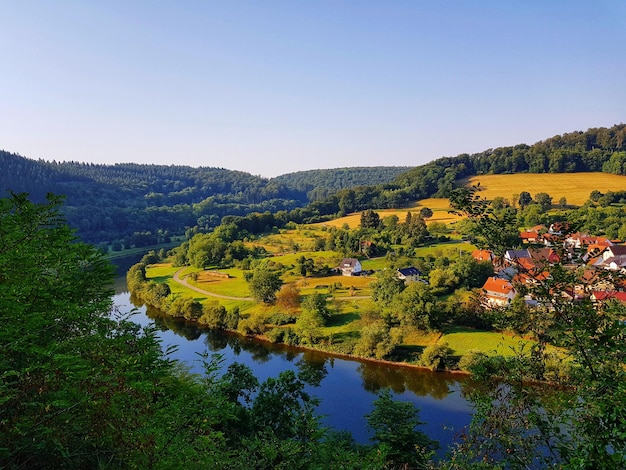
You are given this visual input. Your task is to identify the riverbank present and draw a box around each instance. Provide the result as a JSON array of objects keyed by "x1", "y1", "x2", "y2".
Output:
[
  {"x1": 130, "y1": 281, "x2": 470, "y2": 375},
  {"x1": 127, "y1": 260, "x2": 552, "y2": 376}
]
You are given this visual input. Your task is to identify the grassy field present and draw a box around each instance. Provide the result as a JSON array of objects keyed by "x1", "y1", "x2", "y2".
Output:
[
  {"x1": 246, "y1": 230, "x2": 321, "y2": 254},
  {"x1": 440, "y1": 327, "x2": 535, "y2": 357},
  {"x1": 317, "y1": 173, "x2": 626, "y2": 232},
  {"x1": 464, "y1": 172, "x2": 626, "y2": 206},
  {"x1": 315, "y1": 198, "x2": 462, "y2": 229}
]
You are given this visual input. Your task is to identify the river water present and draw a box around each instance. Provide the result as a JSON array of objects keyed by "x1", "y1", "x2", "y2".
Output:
[{"x1": 112, "y1": 276, "x2": 474, "y2": 453}]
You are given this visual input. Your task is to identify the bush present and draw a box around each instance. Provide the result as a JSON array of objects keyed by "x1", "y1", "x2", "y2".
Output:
[
  {"x1": 237, "y1": 315, "x2": 266, "y2": 335},
  {"x1": 354, "y1": 323, "x2": 402, "y2": 360},
  {"x1": 282, "y1": 327, "x2": 299, "y2": 346},
  {"x1": 458, "y1": 349, "x2": 489, "y2": 372},
  {"x1": 265, "y1": 327, "x2": 285, "y2": 343},
  {"x1": 266, "y1": 312, "x2": 296, "y2": 326},
  {"x1": 419, "y1": 342, "x2": 454, "y2": 371},
  {"x1": 224, "y1": 306, "x2": 240, "y2": 330},
  {"x1": 199, "y1": 301, "x2": 227, "y2": 329}
]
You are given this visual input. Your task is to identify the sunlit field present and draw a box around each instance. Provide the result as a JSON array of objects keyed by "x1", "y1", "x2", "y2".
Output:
[
  {"x1": 315, "y1": 198, "x2": 462, "y2": 229},
  {"x1": 465, "y1": 172, "x2": 626, "y2": 206}
]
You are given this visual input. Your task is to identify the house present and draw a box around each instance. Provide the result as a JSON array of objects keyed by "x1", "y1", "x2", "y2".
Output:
[
  {"x1": 541, "y1": 232, "x2": 562, "y2": 246},
  {"x1": 504, "y1": 249, "x2": 531, "y2": 264},
  {"x1": 591, "y1": 291, "x2": 626, "y2": 304},
  {"x1": 601, "y1": 245, "x2": 626, "y2": 261},
  {"x1": 589, "y1": 245, "x2": 626, "y2": 271},
  {"x1": 528, "y1": 247, "x2": 561, "y2": 264},
  {"x1": 339, "y1": 258, "x2": 362, "y2": 276},
  {"x1": 396, "y1": 267, "x2": 423, "y2": 284},
  {"x1": 520, "y1": 230, "x2": 540, "y2": 244},
  {"x1": 472, "y1": 249, "x2": 494, "y2": 262},
  {"x1": 482, "y1": 277, "x2": 516, "y2": 307},
  {"x1": 565, "y1": 233, "x2": 614, "y2": 250}
]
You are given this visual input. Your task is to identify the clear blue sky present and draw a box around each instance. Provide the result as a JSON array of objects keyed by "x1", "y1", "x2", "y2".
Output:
[{"x1": 1, "y1": 1, "x2": 624, "y2": 177}]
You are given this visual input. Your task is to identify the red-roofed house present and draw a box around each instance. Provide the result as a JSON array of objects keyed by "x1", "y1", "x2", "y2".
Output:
[
  {"x1": 520, "y1": 231, "x2": 540, "y2": 244},
  {"x1": 482, "y1": 277, "x2": 516, "y2": 307},
  {"x1": 591, "y1": 291, "x2": 626, "y2": 304},
  {"x1": 565, "y1": 233, "x2": 614, "y2": 250},
  {"x1": 472, "y1": 249, "x2": 494, "y2": 262}
]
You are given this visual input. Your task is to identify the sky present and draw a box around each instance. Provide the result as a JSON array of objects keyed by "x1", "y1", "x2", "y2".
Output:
[{"x1": 1, "y1": 1, "x2": 625, "y2": 178}]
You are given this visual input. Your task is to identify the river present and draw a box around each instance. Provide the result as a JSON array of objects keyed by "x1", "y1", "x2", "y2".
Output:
[{"x1": 112, "y1": 276, "x2": 474, "y2": 453}]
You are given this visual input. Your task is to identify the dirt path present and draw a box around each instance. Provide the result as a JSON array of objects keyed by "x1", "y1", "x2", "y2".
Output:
[
  {"x1": 172, "y1": 268, "x2": 254, "y2": 301},
  {"x1": 172, "y1": 268, "x2": 370, "y2": 302}
]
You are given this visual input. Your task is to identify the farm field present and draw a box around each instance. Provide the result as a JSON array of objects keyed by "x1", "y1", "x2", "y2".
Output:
[
  {"x1": 140, "y1": 180, "x2": 582, "y2": 364},
  {"x1": 316, "y1": 172, "x2": 626, "y2": 231},
  {"x1": 464, "y1": 172, "x2": 626, "y2": 206},
  {"x1": 316, "y1": 198, "x2": 462, "y2": 229}
]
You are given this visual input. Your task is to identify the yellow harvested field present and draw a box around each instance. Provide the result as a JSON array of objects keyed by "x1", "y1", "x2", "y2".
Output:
[
  {"x1": 314, "y1": 198, "x2": 462, "y2": 229},
  {"x1": 312, "y1": 172, "x2": 626, "y2": 230},
  {"x1": 465, "y1": 173, "x2": 626, "y2": 206}
]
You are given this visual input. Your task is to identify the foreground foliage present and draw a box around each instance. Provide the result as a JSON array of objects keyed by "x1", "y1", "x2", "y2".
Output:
[
  {"x1": 0, "y1": 192, "x2": 437, "y2": 469},
  {"x1": 448, "y1": 186, "x2": 626, "y2": 469}
]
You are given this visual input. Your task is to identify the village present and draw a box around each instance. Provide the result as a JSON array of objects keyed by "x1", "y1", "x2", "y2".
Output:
[
  {"x1": 475, "y1": 224, "x2": 626, "y2": 308},
  {"x1": 337, "y1": 221, "x2": 626, "y2": 316}
]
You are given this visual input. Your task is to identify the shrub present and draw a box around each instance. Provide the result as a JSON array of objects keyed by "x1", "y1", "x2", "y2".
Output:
[
  {"x1": 199, "y1": 301, "x2": 227, "y2": 329},
  {"x1": 419, "y1": 342, "x2": 454, "y2": 371},
  {"x1": 266, "y1": 312, "x2": 296, "y2": 326},
  {"x1": 224, "y1": 306, "x2": 240, "y2": 330},
  {"x1": 237, "y1": 315, "x2": 266, "y2": 335},
  {"x1": 354, "y1": 323, "x2": 402, "y2": 360},
  {"x1": 282, "y1": 327, "x2": 299, "y2": 346},
  {"x1": 458, "y1": 349, "x2": 489, "y2": 372},
  {"x1": 265, "y1": 327, "x2": 285, "y2": 343}
]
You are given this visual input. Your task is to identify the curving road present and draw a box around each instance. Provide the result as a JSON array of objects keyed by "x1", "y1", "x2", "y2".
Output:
[
  {"x1": 172, "y1": 268, "x2": 370, "y2": 302},
  {"x1": 172, "y1": 268, "x2": 254, "y2": 301}
]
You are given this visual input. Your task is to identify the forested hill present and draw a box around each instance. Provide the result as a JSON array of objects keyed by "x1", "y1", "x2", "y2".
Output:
[
  {"x1": 394, "y1": 123, "x2": 626, "y2": 199},
  {"x1": 310, "y1": 124, "x2": 626, "y2": 217},
  {"x1": 2, "y1": 124, "x2": 625, "y2": 246},
  {"x1": 272, "y1": 166, "x2": 412, "y2": 202},
  {"x1": 0, "y1": 151, "x2": 409, "y2": 245}
]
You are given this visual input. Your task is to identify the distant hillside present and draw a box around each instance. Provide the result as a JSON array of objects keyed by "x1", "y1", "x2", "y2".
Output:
[
  {"x1": 0, "y1": 151, "x2": 305, "y2": 244},
  {"x1": 465, "y1": 172, "x2": 626, "y2": 207},
  {"x1": 271, "y1": 166, "x2": 413, "y2": 201},
  {"x1": 305, "y1": 124, "x2": 626, "y2": 218},
  {"x1": 2, "y1": 123, "x2": 625, "y2": 246},
  {"x1": 0, "y1": 152, "x2": 409, "y2": 245},
  {"x1": 394, "y1": 123, "x2": 626, "y2": 199}
]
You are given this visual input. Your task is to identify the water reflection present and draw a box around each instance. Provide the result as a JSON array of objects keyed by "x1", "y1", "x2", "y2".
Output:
[
  {"x1": 144, "y1": 304, "x2": 203, "y2": 341},
  {"x1": 295, "y1": 355, "x2": 329, "y2": 387},
  {"x1": 357, "y1": 361, "x2": 462, "y2": 399},
  {"x1": 113, "y1": 282, "x2": 473, "y2": 450}
]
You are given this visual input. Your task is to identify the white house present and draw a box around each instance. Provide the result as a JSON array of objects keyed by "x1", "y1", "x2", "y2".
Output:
[
  {"x1": 396, "y1": 267, "x2": 423, "y2": 284},
  {"x1": 482, "y1": 277, "x2": 516, "y2": 307},
  {"x1": 339, "y1": 258, "x2": 362, "y2": 276}
]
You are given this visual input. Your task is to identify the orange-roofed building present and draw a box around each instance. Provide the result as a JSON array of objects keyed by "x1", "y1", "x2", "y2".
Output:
[
  {"x1": 472, "y1": 249, "x2": 494, "y2": 262},
  {"x1": 482, "y1": 277, "x2": 516, "y2": 307},
  {"x1": 591, "y1": 291, "x2": 626, "y2": 303},
  {"x1": 520, "y1": 231, "x2": 540, "y2": 244}
]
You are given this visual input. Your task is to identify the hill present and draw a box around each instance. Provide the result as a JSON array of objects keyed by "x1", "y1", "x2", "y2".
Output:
[
  {"x1": 0, "y1": 151, "x2": 409, "y2": 245},
  {"x1": 272, "y1": 166, "x2": 412, "y2": 202},
  {"x1": 3, "y1": 123, "x2": 625, "y2": 246},
  {"x1": 302, "y1": 124, "x2": 626, "y2": 218}
]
